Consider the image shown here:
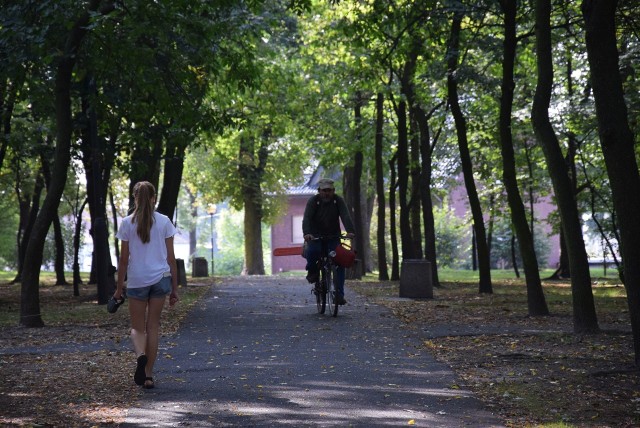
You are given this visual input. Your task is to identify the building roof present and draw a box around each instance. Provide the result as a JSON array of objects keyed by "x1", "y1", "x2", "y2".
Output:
[{"x1": 286, "y1": 166, "x2": 342, "y2": 196}]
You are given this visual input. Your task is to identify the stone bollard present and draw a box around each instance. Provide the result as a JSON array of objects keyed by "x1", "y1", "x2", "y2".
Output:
[
  {"x1": 399, "y1": 259, "x2": 433, "y2": 298},
  {"x1": 176, "y1": 258, "x2": 188, "y2": 286},
  {"x1": 192, "y1": 257, "x2": 208, "y2": 277}
]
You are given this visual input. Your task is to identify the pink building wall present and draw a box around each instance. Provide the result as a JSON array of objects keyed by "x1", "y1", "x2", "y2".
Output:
[
  {"x1": 271, "y1": 176, "x2": 560, "y2": 272},
  {"x1": 271, "y1": 195, "x2": 309, "y2": 273},
  {"x1": 449, "y1": 181, "x2": 560, "y2": 268}
]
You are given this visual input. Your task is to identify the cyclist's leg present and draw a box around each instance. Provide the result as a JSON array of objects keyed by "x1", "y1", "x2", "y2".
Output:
[
  {"x1": 305, "y1": 240, "x2": 321, "y2": 283},
  {"x1": 327, "y1": 238, "x2": 347, "y2": 305}
]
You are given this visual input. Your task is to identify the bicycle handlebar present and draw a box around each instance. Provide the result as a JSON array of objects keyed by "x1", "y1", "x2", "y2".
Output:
[{"x1": 306, "y1": 233, "x2": 353, "y2": 241}]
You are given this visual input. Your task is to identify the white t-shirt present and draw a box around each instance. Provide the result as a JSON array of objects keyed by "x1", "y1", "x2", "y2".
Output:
[{"x1": 116, "y1": 211, "x2": 176, "y2": 288}]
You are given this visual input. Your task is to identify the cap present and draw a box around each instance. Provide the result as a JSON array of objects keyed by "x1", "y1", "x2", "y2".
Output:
[{"x1": 317, "y1": 178, "x2": 335, "y2": 190}]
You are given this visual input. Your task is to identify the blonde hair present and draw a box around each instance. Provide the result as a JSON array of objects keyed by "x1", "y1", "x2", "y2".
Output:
[{"x1": 132, "y1": 181, "x2": 156, "y2": 244}]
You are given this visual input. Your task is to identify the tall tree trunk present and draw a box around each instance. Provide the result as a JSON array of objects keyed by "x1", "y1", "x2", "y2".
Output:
[
  {"x1": 446, "y1": 11, "x2": 492, "y2": 293},
  {"x1": 532, "y1": 0, "x2": 598, "y2": 332},
  {"x1": 156, "y1": 135, "x2": 187, "y2": 221},
  {"x1": 20, "y1": 0, "x2": 112, "y2": 326},
  {"x1": 128, "y1": 130, "x2": 163, "y2": 212},
  {"x1": 415, "y1": 104, "x2": 442, "y2": 288},
  {"x1": 409, "y1": 114, "x2": 423, "y2": 259},
  {"x1": 81, "y1": 76, "x2": 112, "y2": 304},
  {"x1": 511, "y1": 233, "x2": 520, "y2": 277},
  {"x1": 109, "y1": 188, "x2": 119, "y2": 262},
  {"x1": 396, "y1": 99, "x2": 414, "y2": 260},
  {"x1": 343, "y1": 92, "x2": 365, "y2": 278},
  {"x1": 13, "y1": 171, "x2": 44, "y2": 284},
  {"x1": 186, "y1": 188, "x2": 198, "y2": 262},
  {"x1": 239, "y1": 134, "x2": 267, "y2": 275},
  {"x1": 40, "y1": 138, "x2": 68, "y2": 286},
  {"x1": 375, "y1": 93, "x2": 389, "y2": 281},
  {"x1": 52, "y1": 215, "x2": 68, "y2": 285},
  {"x1": 499, "y1": 0, "x2": 548, "y2": 315},
  {"x1": 487, "y1": 194, "x2": 494, "y2": 265},
  {"x1": 73, "y1": 198, "x2": 88, "y2": 296},
  {"x1": 1, "y1": 71, "x2": 25, "y2": 171},
  {"x1": 398, "y1": 40, "x2": 421, "y2": 260},
  {"x1": 388, "y1": 155, "x2": 400, "y2": 280},
  {"x1": 582, "y1": 0, "x2": 640, "y2": 364}
]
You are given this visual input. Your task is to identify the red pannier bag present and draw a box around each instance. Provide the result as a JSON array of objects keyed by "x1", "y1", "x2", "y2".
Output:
[{"x1": 333, "y1": 242, "x2": 356, "y2": 268}]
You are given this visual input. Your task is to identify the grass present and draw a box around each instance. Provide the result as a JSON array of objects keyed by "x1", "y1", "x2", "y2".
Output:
[{"x1": 0, "y1": 271, "x2": 210, "y2": 328}]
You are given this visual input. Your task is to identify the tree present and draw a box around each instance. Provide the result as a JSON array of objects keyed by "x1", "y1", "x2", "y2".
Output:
[
  {"x1": 20, "y1": 0, "x2": 116, "y2": 327},
  {"x1": 532, "y1": 0, "x2": 598, "y2": 332},
  {"x1": 498, "y1": 0, "x2": 548, "y2": 315},
  {"x1": 582, "y1": 0, "x2": 640, "y2": 364},
  {"x1": 446, "y1": 10, "x2": 492, "y2": 294}
]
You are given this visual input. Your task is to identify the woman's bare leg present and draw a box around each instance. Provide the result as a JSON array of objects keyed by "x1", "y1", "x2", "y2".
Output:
[
  {"x1": 143, "y1": 296, "x2": 166, "y2": 379},
  {"x1": 129, "y1": 297, "x2": 148, "y2": 357}
]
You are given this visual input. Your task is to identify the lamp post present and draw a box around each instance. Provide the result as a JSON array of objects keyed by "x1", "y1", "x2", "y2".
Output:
[{"x1": 207, "y1": 204, "x2": 217, "y2": 277}]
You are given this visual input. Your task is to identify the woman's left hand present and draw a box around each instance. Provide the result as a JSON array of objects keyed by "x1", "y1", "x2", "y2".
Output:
[{"x1": 169, "y1": 292, "x2": 179, "y2": 307}]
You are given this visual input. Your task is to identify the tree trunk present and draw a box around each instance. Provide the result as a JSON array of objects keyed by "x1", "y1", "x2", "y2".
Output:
[
  {"x1": 375, "y1": 92, "x2": 389, "y2": 281},
  {"x1": 39, "y1": 139, "x2": 68, "y2": 286},
  {"x1": 396, "y1": 99, "x2": 414, "y2": 259},
  {"x1": 186, "y1": 188, "x2": 198, "y2": 261},
  {"x1": 1, "y1": 71, "x2": 25, "y2": 171},
  {"x1": 73, "y1": 198, "x2": 88, "y2": 296},
  {"x1": 52, "y1": 215, "x2": 68, "y2": 285},
  {"x1": 499, "y1": 0, "x2": 548, "y2": 315},
  {"x1": 156, "y1": 135, "x2": 187, "y2": 221},
  {"x1": 239, "y1": 134, "x2": 267, "y2": 275},
  {"x1": 344, "y1": 92, "x2": 365, "y2": 278},
  {"x1": 582, "y1": 0, "x2": 640, "y2": 364},
  {"x1": 109, "y1": 188, "x2": 119, "y2": 262},
  {"x1": 128, "y1": 128, "x2": 163, "y2": 212},
  {"x1": 532, "y1": 0, "x2": 598, "y2": 332},
  {"x1": 511, "y1": 234, "x2": 520, "y2": 278},
  {"x1": 415, "y1": 104, "x2": 442, "y2": 288},
  {"x1": 409, "y1": 114, "x2": 423, "y2": 259},
  {"x1": 21, "y1": 1, "x2": 109, "y2": 326},
  {"x1": 14, "y1": 172, "x2": 44, "y2": 284},
  {"x1": 81, "y1": 76, "x2": 113, "y2": 304},
  {"x1": 388, "y1": 155, "x2": 400, "y2": 280},
  {"x1": 398, "y1": 42, "x2": 421, "y2": 260},
  {"x1": 446, "y1": 11, "x2": 492, "y2": 293}
]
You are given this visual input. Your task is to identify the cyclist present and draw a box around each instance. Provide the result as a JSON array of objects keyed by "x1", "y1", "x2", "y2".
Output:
[{"x1": 302, "y1": 178, "x2": 355, "y2": 305}]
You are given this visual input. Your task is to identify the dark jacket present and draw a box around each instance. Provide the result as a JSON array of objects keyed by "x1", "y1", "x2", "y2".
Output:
[{"x1": 302, "y1": 194, "x2": 355, "y2": 237}]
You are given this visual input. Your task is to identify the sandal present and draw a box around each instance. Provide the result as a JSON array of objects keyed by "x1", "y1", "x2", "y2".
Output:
[
  {"x1": 143, "y1": 377, "x2": 155, "y2": 389},
  {"x1": 134, "y1": 354, "x2": 148, "y2": 386}
]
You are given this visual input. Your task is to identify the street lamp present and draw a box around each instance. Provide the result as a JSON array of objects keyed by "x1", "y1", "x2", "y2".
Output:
[{"x1": 207, "y1": 204, "x2": 217, "y2": 277}]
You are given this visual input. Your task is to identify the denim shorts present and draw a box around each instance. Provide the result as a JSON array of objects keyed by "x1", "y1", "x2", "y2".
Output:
[{"x1": 127, "y1": 276, "x2": 171, "y2": 300}]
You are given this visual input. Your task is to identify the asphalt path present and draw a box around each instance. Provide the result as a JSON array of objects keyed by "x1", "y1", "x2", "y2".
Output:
[{"x1": 123, "y1": 276, "x2": 504, "y2": 427}]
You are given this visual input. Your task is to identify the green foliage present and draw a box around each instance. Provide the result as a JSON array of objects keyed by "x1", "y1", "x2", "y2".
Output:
[
  {"x1": 0, "y1": 193, "x2": 19, "y2": 268},
  {"x1": 433, "y1": 203, "x2": 471, "y2": 268},
  {"x1": 489, "y1": 218, "x2": 551, "y2": 270}
]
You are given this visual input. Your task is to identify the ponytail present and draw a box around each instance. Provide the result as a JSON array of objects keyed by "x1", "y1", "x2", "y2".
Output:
[{"x1": 132, "y1": 181, "x2": 156, "y2": 244}]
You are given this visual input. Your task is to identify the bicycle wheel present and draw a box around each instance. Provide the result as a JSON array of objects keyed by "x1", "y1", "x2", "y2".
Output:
[
  {"x1": 329, "y1": 266, "x2": 340, "y2": 317},
  {"x1": 326, "y1": 265, "x2": 337, "y2": 317},
  {"x1": 314, "y1": 280, "x2": 324, "y2": 314},
  {"x1": 317, "y1": 269, "x2": 327, "y2": 314}
]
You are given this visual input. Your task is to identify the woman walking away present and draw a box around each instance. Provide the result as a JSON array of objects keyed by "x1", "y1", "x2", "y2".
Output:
[{"x1": 113, "y1": 181, "x2": 179, "y2": 389}]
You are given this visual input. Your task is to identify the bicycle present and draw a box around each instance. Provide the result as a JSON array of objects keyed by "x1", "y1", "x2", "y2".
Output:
[{"x1": 309, "y1": 234, "x2": 353, "y2": 317}]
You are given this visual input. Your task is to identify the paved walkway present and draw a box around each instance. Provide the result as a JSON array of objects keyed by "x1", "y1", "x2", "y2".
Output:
[{"x1": 123, "y1": 276, "x2": 504, "y2": 427}]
